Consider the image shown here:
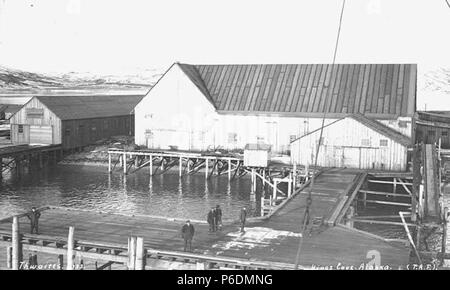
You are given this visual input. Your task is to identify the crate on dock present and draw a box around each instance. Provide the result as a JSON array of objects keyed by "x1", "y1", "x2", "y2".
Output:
[{"x1": 244, "y1": 143, "x2": 271, "y2": 167}]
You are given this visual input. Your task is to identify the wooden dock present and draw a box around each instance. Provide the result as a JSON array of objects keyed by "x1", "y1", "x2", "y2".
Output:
[{"x1": 0, "y1": 168, "x2": 412, "y2": 269}]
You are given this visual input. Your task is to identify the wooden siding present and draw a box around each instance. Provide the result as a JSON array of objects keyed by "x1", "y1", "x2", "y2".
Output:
[
  {"x1": 10, "y1": 97, "x2": 61, "y2": 145},
  {"x1": 291, "y1": 117, "x2": 408, "y2": 171},
  {"x1": 61, "y1": 115, "x2": 133, "y2": 149},
  {"x1": 179, "y1": 63, "x2": 417, "y2": 118}
]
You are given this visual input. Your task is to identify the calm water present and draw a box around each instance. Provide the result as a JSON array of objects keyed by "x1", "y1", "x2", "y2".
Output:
[{"x1": 0, "y1": 164, "x2": 259, "y2": 221}]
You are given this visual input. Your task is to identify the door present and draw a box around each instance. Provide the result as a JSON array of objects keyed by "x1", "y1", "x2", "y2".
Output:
[
  {"x1": 342, "y1": 147, "x2": 361, "y2": 168},
  {"x1": 29, "y1": 125, "x2": 53, "y2": 144}
]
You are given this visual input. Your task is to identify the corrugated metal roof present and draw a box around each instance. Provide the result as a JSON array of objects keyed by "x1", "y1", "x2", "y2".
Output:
[
  {"x1": 35, "y1": 95, "x2": 144, "y2": 120},
  {"x1": 178, "y1": 63, "x2": 417, "y2": 118},
  {"x1": 292, "y1": 113, "x2": 411, "y2": 146}
]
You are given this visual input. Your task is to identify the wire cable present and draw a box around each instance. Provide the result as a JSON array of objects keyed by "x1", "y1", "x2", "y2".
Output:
[{"x1": 294, "y1": 0, "x2": 347, "y2": 269}]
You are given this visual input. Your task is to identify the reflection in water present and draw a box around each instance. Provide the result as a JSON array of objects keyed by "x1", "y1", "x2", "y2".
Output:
[{"x1": 0, "y1": 164, "x2": 257, "y2": 221}]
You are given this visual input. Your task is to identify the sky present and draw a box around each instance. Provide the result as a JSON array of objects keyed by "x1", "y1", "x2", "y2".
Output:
[{"x1": 0, "y1": 0, "x2": 449, "y2": 109}]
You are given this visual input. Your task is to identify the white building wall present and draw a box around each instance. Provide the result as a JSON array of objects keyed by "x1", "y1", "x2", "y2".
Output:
[{"x1": 290, "y1": 117, "x2": 408, "y2": 171}]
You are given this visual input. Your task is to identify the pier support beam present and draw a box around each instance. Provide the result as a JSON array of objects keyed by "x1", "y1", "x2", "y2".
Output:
[
  {"x1": 228, "y1": 159, "x2": 231, "y2": 180},
  {"x1": 205, "y1": 158, "x2": 209, "y2": 180},
  {"x1": 67, "y1": 226, "x2": 75, "y2": 270},
  {"x1": 135, "y1": 237, "x2": 145, "y2": 270},
  {"x1": 12, "y1": 216, "x2": 21, "y2": 270},
  {"x1": 149, "y1": 155, "x2": 153, "y2": 176},
  {"x1": 127, "y1": 236, "x2": 137, "y2": 270},
  {"x1": 179, "y1": 157, "x2": 182, "y2": 177},
  {"x1": 6, "y1": 246, "x2": 12, "y2": 269},
  {"x1": 108, "y1": 153, "x2": 112, "y2": 173},
  {"x1": 123, "y1": 153, "x2": 127, "y2": 175},
  {"x1": 58, "y1": 254, "x2": 64, "y2": 270}
]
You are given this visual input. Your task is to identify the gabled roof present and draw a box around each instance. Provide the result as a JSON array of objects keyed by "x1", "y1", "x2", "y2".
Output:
[
  {"x1": 291, "y1": 114, "x2": 411, "y2": 146},
  {"x1": 177, "y1": 63, "x2": 417, "y2": 119},
  {"x1": 34, "y1": 95, "x2": 144, "y2": 120}
]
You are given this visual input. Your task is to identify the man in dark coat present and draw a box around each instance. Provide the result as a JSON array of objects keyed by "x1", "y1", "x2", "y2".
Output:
[
  {"x1": 26, "y1": 207, "x2": 41, "y2": 234},
  {"x1": 207, "y1": 208, "x2": 216, "y2": 232},
  {"x1": 240, "y1": 207, "x2": 247, "y2": 233},
  {"x1": 181, "y1": 220, "x2": 195, "y2": 252},
  {"x1": 215, "y1": 205, "x2": 222, "y2": 230}
]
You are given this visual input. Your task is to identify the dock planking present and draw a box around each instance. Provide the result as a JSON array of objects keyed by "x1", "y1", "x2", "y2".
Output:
[{"x1": 0, "y1": 169, "x2": 410, "y2": 269}]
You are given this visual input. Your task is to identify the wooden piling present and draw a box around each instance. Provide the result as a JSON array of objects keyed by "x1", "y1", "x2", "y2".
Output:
[
  {"x1": 123, "y1": 153, "x2": 127, "y2": 175},
  {"x1": 288, "y1": 173, "x2": 292, "y2": 197},
  {"x1": 67, "y1": 226, "x2": 75, "y2": 270},
  {"x1": 441, "y1": 207, "x2": 448, "y2": 266},
  {"x1": 12, "y1": 216, "x2": 20, "y2": 270},
  {"x1": 58, "y1": 254, "x2": 64, "y2": 270},
  {"x1": 135, "y1": 237, "x2": 145, "y2": 270},
  {"x1": 6, "y1": 246, "x2": 12, "y2": 269},
  {"x1": 108, "y1": 153, "x2": 112, "y2": 173},
  {"x1": 205, "y1": 158, "x2": 209, "y2": 179},
  {"x1": 127, "y1": 236, "x2": 137, "y2": 270},
  {"x1": 149, "y1": 155, "x2": 153, "y2": 176},
  {"x1": 228, "y1": 159, "x2": 231, "y2": 180},
  {"x1": 179, "y1": 157, "x2": 182, "y2": 177}
]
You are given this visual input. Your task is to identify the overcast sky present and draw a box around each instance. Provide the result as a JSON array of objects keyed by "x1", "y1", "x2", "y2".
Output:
[{"x1": 0, "y1": 0, "x2": 449, "y2": 109}]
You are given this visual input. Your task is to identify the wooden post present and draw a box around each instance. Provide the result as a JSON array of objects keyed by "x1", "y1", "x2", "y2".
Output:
[
  {"x1": 57, "y1": 254, "x2": 64, "y2": 270},
  {"x1": 149, "y1": 155, "x2": 153, "y2": 176},
  {"x1": 108, "y1": 153, "x2": 112, "y2": 173},
  {"x1": 399, "y1": 211, "x2": 422, "y2": 264},
  {"x1": 293, "y1": 163, "x2": 297, "y2": 189},
  {"x1": 67, "y1": 226, "x2": 75, "y2": 270},
  {"x1": 273, "y1": 180, "x2": 277, "y2": 204},
  {"x1": 288, "y1": 174, "x2": 292, "y2": 197},
  {"x1": 135, "y1": 237, "x2": 145, "y2": 270},
  {"x1": 123, "y1": 153, "x2": 127, "y2": 175},
  {"x1": 205, "y1": 158, "x2": 209, "y2": 179},
  {"x1": 260, "y1": 196, "x2": 264, "y2": 216},
  {"x1": 6, "y1": 246, "x2": 12, "y2": 269},
  {"x1": 127, "y1": 236, "x2": 137, "y2": 270},
  {"x1": 12, "y1": 216, "x2": 20, "y2": 270},
  {"x1": 441, "y1": 207, "x2": 448, "y2": 266},
  {"x1": 179, "y1": 157, "x2": 182, "y2": 177},
  {"x1": 135, "y1": 155, "x2": 139, "y2": 168}
]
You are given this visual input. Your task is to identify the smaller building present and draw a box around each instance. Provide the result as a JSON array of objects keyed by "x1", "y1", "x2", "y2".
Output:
[
  {"x1": 415, "y1": 111, "x2": 450, "y2": 148},
  {"x1": 10, "y1": 95, "x2": 143, "y2": 149},
  {"x1": 290, "y1": 114, "x2": 411, "y2": 171},
  {"x1": 243, "y1": 143, "x2": 271, "y2": 167}
]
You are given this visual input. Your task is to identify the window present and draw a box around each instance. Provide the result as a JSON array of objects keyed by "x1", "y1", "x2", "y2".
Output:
[
  {"x1": 361, "y1": 139, "x2": 371, "y2": 146},
  {"x1": 228, "y1": 133, "x2": 237, "y2": 143},
  {"x1": 26, "y1": 108, "x2": 44, "y2": 119},
  {"x1": 380, "y1": 139, "x2": 388, "y2": 147},
  {"x1": 65, "y1": 129, "x2": 71, "y2": 136},
  {"x1": 18, "y1": 125, "x2": 23, "y2": 134},
  {"x1": 398, "y1": 121, "x2": 408, "y2": 128},
  {"x1": 442, "y1": 131, "x2": 448, "y2": 137}
]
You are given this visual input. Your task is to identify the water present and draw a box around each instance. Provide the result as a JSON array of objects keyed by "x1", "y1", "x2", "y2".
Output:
[{"x1": 0, "y1": 164, "x2": 259, "y2": 221}]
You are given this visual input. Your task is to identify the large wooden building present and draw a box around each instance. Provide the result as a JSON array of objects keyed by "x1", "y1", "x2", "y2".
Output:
[
  {"x1": 10, "y1": 95, "x2": 143, "y2": 149},
  {"x1": 134, "y1": 63, "x2": 416, "y2": 170}
]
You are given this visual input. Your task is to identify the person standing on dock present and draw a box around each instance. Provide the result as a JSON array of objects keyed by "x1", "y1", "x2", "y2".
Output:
[
  {"x1": 207, "y1": 207, "x2": 216, "y2": 232},
  {"x1": 240, "y1": 207, "x2": 247, "y2": 233},
  {"x1": 215, "y1": 205, "x2": 222, "y2": 231},
  {"x1": 26, "y1": 207, "x2": 41, "y2": 234},
  {"x1": 181, "y1": 220, "x2": 195, "y2": 252}
]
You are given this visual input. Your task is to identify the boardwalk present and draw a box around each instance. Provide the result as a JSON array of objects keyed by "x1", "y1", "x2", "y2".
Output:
[{"x1": 0, "y1": 169, "x2": 411, "y2": 269}]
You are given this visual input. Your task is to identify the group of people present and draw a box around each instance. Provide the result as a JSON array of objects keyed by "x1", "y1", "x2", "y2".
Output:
[
  {"x1": 181, "y1": 206, "x2": 248, "y2": 252},
  {"x1": 207, "y1": 205, "x2": 223, "y2": 232}
]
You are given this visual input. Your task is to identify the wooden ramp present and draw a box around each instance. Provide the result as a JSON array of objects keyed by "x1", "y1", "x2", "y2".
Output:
[{"x1": 209, "y1": 168, "x2": 410, "y2": 268}]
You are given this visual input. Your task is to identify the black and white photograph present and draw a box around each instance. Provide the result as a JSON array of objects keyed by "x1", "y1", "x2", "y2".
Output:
[{"x1": 0, "y1": 0, "x2": 449, "y2": 278}]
